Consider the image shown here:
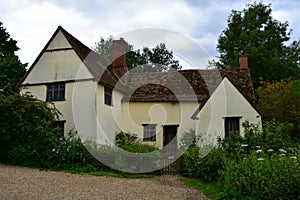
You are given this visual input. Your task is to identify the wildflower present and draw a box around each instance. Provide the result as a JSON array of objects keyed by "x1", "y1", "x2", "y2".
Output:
[
  {"x1": 52, "y1": 148, "x2": 55, "y2": 152},
  {"x1": 256, "y1": 146, "x2": 261, "y2": 149},
  {"x1": 257, "y1": 158, "x2": 264, "y2": 161},
  {"x1": 267, "y1": 149, "x2": 274, "y2": 152},
  {"x1": 67, "y1": 146, "x2": 71, "y2": 152},
  {"x1": 280, "y1": 154, "x2": 286, "y2": 156},
  {"x1": 290, "y1": 156, "x2": 297, "y2": 159},
  {"x1": 279, "y1": 149, "x2": 287, "y2": 154},
  {"x1": 256, "y1": 149, "x2": 263, "y2": 153},
  {"x1": 241, "y1": 144, "x2": 248, "y2": 147}
]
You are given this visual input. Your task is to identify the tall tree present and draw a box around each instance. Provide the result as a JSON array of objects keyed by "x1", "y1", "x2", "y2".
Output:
[
  {"x1": 0, "y1": 22, "x2": 27, "y2": 94},
  {"x1": 216, "y1": 2, "x2": 300, "y2": 87},
  {"x1": 93, "y1": 36, "x2": 181, "y2": 72},
  {"x1": 257, "y1": 78, "x2": 300, "y2": 140}
]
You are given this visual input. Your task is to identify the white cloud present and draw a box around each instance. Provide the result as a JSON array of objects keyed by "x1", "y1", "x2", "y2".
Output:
[
  {"x1": 1, "y1": 1, "x2": 93, "y2": 65},
  {"x1": 1, "y1": 0, "x2": 300, "y2": 68}
]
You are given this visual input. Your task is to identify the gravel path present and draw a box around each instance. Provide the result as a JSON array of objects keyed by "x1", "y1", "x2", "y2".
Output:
[{"x1": 0, "y1": 164, "x2": 209, "y2": 200}]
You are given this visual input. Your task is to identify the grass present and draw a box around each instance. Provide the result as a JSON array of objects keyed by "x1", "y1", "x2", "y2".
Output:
[
  {"x1": 180, "y1": 177, "x2": 221, "y2": 200},
  {"x1": 89, "y1": 171, "x2": 155, "y2": 179},
  {"x1": 55, "y1": 163, "x2": 156, "y2": 179}
]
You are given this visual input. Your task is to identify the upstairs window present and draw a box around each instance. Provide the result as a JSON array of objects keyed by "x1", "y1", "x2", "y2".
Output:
[
  {"x1": 143, "y1": 124, "x2": 157, "y2": 141},
  {"x1": 104, "y1": 87, "x2": 113, "y2": 106},
  {"x1": 224, "y1": 117, "x2": 241, "y2": 137},
  {"x1": 46, "y1": 83, "x2": 65, "y2": 101}
]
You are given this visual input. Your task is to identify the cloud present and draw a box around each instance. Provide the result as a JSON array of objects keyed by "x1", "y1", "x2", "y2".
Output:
[
  {"x1": 1, "y1": 0, "x2": 94, "y2": 65},
  {"x1": 1, "y1": 0, "x2": 300, "y2": 68}
]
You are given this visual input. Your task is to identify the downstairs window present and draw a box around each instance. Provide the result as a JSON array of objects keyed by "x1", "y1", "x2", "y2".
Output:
[{"x1": 224, "y1": 117, "x2": 241, "y2": 137}]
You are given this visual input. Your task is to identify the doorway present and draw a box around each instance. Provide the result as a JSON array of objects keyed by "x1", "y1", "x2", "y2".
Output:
[{"x1": 163, "y1": 125, "x2": 178, "y2": 154}]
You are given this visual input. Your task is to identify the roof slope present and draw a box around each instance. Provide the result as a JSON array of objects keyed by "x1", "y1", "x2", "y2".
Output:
[
  {"x1": 20, "y1": 26, "x2": 122, "y2": 90},
  {"x1": 123, "y1": 68, "x2": 255, "y2": 104},
  {"x1": 19, "y1": 26, "x2": 255, "y2": 105}
]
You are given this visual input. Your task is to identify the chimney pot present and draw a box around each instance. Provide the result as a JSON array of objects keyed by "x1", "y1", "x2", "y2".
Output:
[{"x1": 239, "y1": 55, "x2": 248, "y2": 72}]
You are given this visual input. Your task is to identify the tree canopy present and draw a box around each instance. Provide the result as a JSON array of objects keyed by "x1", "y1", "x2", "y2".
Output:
[
  {"x1": 93, "y1": 36, "x2": 181, "y2": 72},
  {"x1": 215, "y1": 2, "x2": 300, "y2": 87},
  {"x1": 0, "y1": 22, "x2": 27, "y2": 94},
  {"x1": 257, "y1": 78, "x2": 300, "y2": 140}
]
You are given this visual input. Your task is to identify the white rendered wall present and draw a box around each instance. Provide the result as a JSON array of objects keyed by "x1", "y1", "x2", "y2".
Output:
[{"x1": 196, "y1": 77, "x2": 262, "y2": 146}]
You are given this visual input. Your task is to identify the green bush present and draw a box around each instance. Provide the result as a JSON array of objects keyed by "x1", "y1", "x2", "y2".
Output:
[
  {"x1": 219, "y1": 120, "x2": 297, "y2": 158},
  {"x1": 219, "y1": 150, "x2": 300, "y2": 200},
  {"x1": 87, "y1": 143, "x2": 161, "y2": 173},
  {"x1": 218, "y1": 131, "x2": 244, "y2": 158},
  {"x1": 115, "y1": 131, "x2": 157, "y2": 153},
  {"x1": 115, "y1": 131, "x2": 140, "y2": 147},
  {"x1": 262, "y1": 120, "x2": 296, "y2": 151},
  {"x1": 0, "y1": 94, "x2": 102, "y2": 170},
  {"x1": 51, "y1": 130, "x2": 96, "y2": 167},
  {"x1": 0, "y1": 94, "x2": 61, "y2": 167},
  {"x1": 181, "y1": 147, "x2": 226, "y2": 182}
]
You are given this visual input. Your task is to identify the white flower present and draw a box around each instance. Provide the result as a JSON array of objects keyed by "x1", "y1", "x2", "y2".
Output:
[
  {"x1": 290, "y1": 156, "x2": 297, "y2": 159},
  {"x1": 256, "y1": 149, "x2": 263, "y2": 153},
  {"x1": 241, "y1": 144, "x2": 249, "y2": 147},
  {"x1": 280, "y1": 154, "x2": 286, "y2": 156},
  {"x1": 256, "y1": 146, "x2": 261, "y2": 149},
  {"x1": 257, "y1": 158, "x2": 264, "y2": 161},
  {"x1": 279, "y1": 149, "x2": 287, "y2": 154},
  {"x1": 267, "y1": 149, "x2": 274, "y2": 152},
  {"x1": 52, "y1": 148, "x2": 55, "y2": 152}
]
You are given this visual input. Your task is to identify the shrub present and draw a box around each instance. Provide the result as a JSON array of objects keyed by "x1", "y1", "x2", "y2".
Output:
[
  {"x1": 262, "y1": 120, "x2": 296, "y2": 150},
  {"x1": 0, "y1": 94, "x2": 102, "y2": 170},
  {"x1": 181, "y1": 121, "x2": 299, "y2": 184},
  {"x1": 257, "y1": 78, "x2": 300, "y2": 127},
  {"x1": 51, "y1": 130, "x2": 96, "y2": 167},
  {"x1": 219, "y1": 150, "x2": 300, "y2": 200},
  {"x1": 112, "y1": 131, "x2": 160, "y2": 172},
  {"x1": 0, "y1": 94, "x2": 61, "y2": 167},
  {"x1": 218, "y1": 131, "x2": 244, "y2": 158},
  {"x1": 115, "y1": 131, "x2": 140, "y2": 147},
  {"x1": 115, "y1": 131, "x2": 157, "y2": 153},
  {"x1": 181, "y1": 146, "x2": 226, "y2": 182},
  {"x1": 87, "y1": 143, "x2": 161, "y2": 173}
]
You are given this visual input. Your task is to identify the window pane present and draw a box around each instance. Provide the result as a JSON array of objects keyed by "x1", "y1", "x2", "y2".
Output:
[
  {"x1": 225, "y1": 117, "x2": 240, "y2": 137},
  {"x1": 104, "y1": 87, "x2": 112, "y2": 105},
  {"x1": 143, "y1": 124, "x2": 156, "y2": 141},
  {"x1": 46, "y1": 85, "x2": 53, "y2": 101},
  {"x1": 46, "y1": 83, "x2": 65, "y2": 101}
]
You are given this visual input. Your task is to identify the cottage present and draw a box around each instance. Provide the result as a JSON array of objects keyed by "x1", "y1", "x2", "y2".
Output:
[{"x1": 20, "y1": 26, "x2": 262, "y2": 151}]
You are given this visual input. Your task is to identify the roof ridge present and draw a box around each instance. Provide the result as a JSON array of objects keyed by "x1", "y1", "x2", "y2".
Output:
[{"x1": 58, "y1": 26, "x2": 92, "y2": 61}]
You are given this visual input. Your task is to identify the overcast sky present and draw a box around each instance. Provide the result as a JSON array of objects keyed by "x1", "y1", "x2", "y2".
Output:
[{"x1": 1, "y1": 0, "x2": 300, "y2": 68}]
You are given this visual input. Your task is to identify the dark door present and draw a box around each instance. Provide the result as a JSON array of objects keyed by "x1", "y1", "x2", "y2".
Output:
[{"x1": 163, "y1": 125, "x2": 178, "y2": 153}]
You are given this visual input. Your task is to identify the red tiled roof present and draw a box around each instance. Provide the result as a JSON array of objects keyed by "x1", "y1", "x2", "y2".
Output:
[{"x1": 122, "y1": 69, "x2": 255, "y2": 104}]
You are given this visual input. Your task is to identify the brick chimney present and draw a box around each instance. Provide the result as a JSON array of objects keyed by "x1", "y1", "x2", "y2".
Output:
[
  {"x1": 239, "y1": 55, "x2": 249, "y2": 72},
  {"x1": 112, "y1": 38, "x2": 128, "y2": 84}
]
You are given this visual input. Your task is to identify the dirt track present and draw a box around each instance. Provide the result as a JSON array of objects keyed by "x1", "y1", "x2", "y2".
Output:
[{"x1": 0, "y1": 164, "x2": 208, "y2": 200}]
